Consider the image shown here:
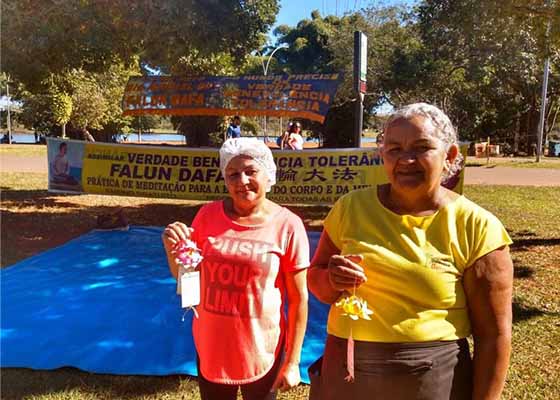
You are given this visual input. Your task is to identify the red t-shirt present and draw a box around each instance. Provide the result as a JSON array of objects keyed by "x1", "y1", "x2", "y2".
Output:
[{"x1": 191, "y1": 201, "x2": 310, "y2": 384}]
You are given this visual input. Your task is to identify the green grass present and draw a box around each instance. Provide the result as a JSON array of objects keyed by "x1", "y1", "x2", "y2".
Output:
[
  {"x1": 0, "y1": 144, "x2": 47, "y2": 157},
  {"x1": 1, "y1": 175, "x2": 559, "y2": 399},
  {"x1": 464, "y1": 186, "x2": 560, "y2": 238},
  {"x1": 0, "y1": 171, "x2": 48, "y2": 190},
  {"x1": 464, "y1": 186, "x2": 560, "y2": 400},
  {"x1": 466, "y1": 158, "x2": 560, "y2": 169},
  {"x1": 502, "y1": 159, "x2": 560, "y2": 169}
]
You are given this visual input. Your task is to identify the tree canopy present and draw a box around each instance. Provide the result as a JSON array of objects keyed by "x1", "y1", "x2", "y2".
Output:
[
  {"x1": 2, "y1": 0, "x2": 279, "y2": 142},
  {"x1": 2, "y1": 0, "x2": 278, "y2": 88},
  {"x1": 272, "y1": 1, "x2": 558, "y2": 151},
  {"x1": 414, "y1": 0, "x2": 559, "y2": 150},
  {"x1": 2, "y1": 0, "x2": 558, "y2": 153}
]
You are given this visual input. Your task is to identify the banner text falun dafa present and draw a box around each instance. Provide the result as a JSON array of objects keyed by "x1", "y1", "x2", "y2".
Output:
[{"x1": 46, "y1": 138, "x2": 464, "y2": 205}]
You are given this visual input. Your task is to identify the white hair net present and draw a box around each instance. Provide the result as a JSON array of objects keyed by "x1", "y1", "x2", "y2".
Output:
[{"x1": 219, "y1": 138, "x2": 277, "y2": 192}]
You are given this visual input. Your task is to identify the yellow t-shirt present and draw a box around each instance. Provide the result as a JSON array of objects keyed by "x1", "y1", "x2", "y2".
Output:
[{"x1": 324, "y1": 186, "x2": 512, "y2": 342}]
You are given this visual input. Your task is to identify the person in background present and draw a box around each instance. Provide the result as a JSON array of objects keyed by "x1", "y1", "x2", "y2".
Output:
[
  {"x1": 162, "y1": 137, "x2": 309, "y2": 400},
  {"x1": 307, "y1": 102, "x2": 513, "y2": 400},
  {"x1": 227, "y1": 116, "x2": 242, "y2": 139},
  {"x1": 281, "y1": 122, "x2": 304, "y2": 150},
  {"x1": 277, "y1": 127, "x2": 289, "y2": 149},
  {"x1": 0, "y1": 133, "x2": 14, "y2": 143}
]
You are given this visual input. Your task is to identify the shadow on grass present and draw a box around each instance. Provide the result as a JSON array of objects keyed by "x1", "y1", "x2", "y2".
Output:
[
  {"x1": 512, "y1": 229, "x2": 537, "y2": 237},
  {"x1": 0, "y1": 367, "x2": 193, "y2": 400},
  {"x1": 0, "y1": 189, "x2": 329, "y2": 267},
  {"x1": 512, "y1": 301, "x2": 560, "y2": 323},
  {"x1": 513, "y1": 265, "x2": 535, "y2": 279},
  {"x1": 0, "y1": 188, "x2": 203, "y2": 267},
  {"x1": 1, "y1": 189, "x2": 88, "y2": 210},
  {"x1": 511, "y1": 238, "x2": 560, "y2": 251}
]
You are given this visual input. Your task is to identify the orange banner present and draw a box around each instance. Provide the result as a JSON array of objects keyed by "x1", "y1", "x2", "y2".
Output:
[{"x1": 122, "y1": 74, "x2": 343, "y2": 123}]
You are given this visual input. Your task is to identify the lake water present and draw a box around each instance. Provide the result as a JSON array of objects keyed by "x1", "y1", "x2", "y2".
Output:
[
  {"x1": 2, "y1": 132, "x2": 376, "y2": 145},
  {"x1": 1, "y1": 132, "x2": 187, "y2": 144}
]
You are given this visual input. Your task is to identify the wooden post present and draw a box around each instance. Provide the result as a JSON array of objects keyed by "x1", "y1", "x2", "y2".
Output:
[{"x1": 486, "y1": 136, "x2": 490, "y2": 165}]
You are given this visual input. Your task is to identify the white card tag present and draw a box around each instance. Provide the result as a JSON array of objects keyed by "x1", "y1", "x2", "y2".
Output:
[{"x1": 179, "y1": 270, "x2": 200, "y2": 308}]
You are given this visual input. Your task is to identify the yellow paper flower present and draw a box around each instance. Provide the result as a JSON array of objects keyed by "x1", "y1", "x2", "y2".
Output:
[{"x1": 335, "y1": 295, "x2": 374, "y2": 320}]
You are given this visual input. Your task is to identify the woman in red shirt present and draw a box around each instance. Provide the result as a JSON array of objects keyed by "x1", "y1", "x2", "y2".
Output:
[{"x1": 162, "y1": 138, "x2": 309, "y2": 400}]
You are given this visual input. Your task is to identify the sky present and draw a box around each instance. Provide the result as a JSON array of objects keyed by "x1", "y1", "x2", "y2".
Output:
[
  {"x1": 270, "y1": 0, "x2": 417, "y2": 42},
  {"x1": 268, "y1": 0, "x2": 415, "y2": 114}
]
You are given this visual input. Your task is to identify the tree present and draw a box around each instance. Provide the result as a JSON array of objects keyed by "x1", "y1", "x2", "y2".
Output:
[
  {"x1": 131, "y1": 116, "x2": 159, "y2": 134},
  {"x1": 2, "y1": 0, "x2": 279, "y2": 143},
  {"x1": 50, "y1": 90, "x2": 72, "y2": 138},
  {"x1": 415, "y1": 0, "x2": 559, "y2": 153},
  {"x1": 18, "y1": 63, "x2": 137, "y2": 140},
  {"x1": 273, "y1": 7, "x2": 414, "y2": 147},
  {"x1": 19, "y1": 91, "x2": 57, "y2": 135},
  {"x1": 2, "y1": 0, "x2": 279, "y2": 89}
]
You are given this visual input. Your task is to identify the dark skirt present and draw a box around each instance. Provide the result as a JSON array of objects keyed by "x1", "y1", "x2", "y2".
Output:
[{"x1": 309, "y1": 334, "x2": 472, "y2": 400}]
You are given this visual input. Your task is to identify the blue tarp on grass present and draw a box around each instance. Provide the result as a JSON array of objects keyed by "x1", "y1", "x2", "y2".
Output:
[{"x1": 0, "y1": 226, "x2": 328, "y2": 383}]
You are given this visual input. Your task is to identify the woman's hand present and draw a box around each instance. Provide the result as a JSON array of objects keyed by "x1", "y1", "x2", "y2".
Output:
[
  {"x1": 308, "y1": 231, "x2": 365, "y2": 304},
  {"x1": 328, "y1": 254, "x2": 366, "y2": 291},
  {"x1": 162, "y1": 222, "x2": 193, "y2": 279},
  {"x1": 161, "y1": 222, "x2": 193, "y2": 253},
  {"x1": 272, "y1": 361, "x2": 301, "y2": 392}
]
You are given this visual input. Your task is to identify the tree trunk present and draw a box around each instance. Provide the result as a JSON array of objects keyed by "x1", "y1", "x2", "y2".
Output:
[
  {"x1": 178, "y1": 116, "x2": 220, "y2": 147},
  {"x1": 526, "y1": 98, "x2": 533, "y2": 155},
  {"x1": 81, "y1": 128, "x2": 95, "y2": 142},
  {"x1": 322, "y1": 104, "x2": 354, "y2": 148},
  {"x1": 513, "y1": 118, "x2": 520, "y2": 155}
]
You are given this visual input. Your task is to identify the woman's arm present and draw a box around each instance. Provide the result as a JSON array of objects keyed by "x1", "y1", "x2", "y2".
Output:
[
  {"x1": 280, "y1": 132, "x2": 288, "y2": 150},
  {"x1": 463, "y1": 246, "x2": 513, "y2": 400},
  {"x1": 307, "y1": 231, "x2": 366, "y2": 304},
  {"x1": 307, "y1": 231, "x2": 341, "y2": 303},
  {"x1": 272, "y1": 268, "x2": 308, "y2": 391}
]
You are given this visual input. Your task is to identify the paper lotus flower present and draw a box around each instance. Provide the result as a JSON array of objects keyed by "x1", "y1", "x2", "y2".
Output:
[
  {"x1": 335, "y1": 295, "x2": 374, "y2": 320},
  {"x1": 173, "y1": 239, "x2": 203, "y2": 269}
]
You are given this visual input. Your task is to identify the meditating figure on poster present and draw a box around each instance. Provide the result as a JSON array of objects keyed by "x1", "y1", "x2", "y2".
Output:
[{"x1": 51, "y1": 142, "x2": 79, "y2": 185}]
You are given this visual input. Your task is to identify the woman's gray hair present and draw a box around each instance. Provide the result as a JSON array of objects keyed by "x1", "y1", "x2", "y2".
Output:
[{"x1": 383, "y1": 102, "x2": 464, "y2": 183}]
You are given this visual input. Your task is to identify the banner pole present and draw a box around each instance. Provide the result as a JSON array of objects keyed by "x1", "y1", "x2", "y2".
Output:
[{"x1": 353, "y1": 31, "x2": 367, "y2": 148}]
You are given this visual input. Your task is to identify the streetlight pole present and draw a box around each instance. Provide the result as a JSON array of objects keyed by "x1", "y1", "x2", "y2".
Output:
[
  {"x1": 537, "y1": 58, "x2": 550, "y2": 162},
  {"x1": 536, "y1": 0, "x2": 553, "y2": 162},
  {"x1": 6, "y1": 82, "x2": 12, "y2": 144},
  {"x1": 257, "y1": 44, "x2": 288, "y2": 143}
]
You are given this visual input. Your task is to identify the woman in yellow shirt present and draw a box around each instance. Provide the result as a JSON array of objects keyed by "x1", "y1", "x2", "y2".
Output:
[{"x1": 308, "y1": 103, "x2": 513, "y2": 400}]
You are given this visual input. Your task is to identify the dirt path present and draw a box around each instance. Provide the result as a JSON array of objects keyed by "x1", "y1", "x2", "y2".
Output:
[
  {"x1": 1, "y1": 152, "x2": 559, "y2": 186},
  {"x1": 0, "y1": 155, "x2": 47, "y2": 173}
]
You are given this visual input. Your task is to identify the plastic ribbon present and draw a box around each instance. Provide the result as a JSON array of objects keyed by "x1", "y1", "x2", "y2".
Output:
[{"x1": 335, "y1": 280, "x2": 374, "y2": 383}]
